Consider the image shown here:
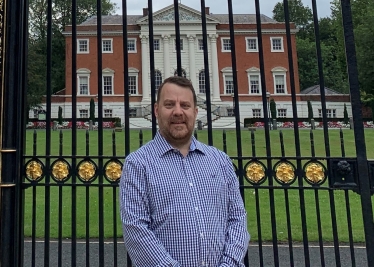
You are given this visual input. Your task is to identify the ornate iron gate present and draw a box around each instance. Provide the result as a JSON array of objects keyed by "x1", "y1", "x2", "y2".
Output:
[{"x1": 0, "y1": 0, "x2": 373, "y2": 266}]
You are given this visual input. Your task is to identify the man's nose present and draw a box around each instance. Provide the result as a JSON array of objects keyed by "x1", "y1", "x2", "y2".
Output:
[{"x1": 173, "y1": 103, "x2": 183, "y2": 115}]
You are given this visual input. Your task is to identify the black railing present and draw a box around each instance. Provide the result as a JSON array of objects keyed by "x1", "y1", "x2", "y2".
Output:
[{"x1": 0, "y1": 0, "x2": 373, "y2": 266}]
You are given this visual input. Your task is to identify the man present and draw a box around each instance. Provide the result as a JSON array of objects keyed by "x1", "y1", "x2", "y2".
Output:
[{"x1": 119, "y1": 76, "x2": 249, "y2": 266}]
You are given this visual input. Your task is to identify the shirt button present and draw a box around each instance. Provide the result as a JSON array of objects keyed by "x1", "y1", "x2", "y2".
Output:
[
  {"x1": 200, "y1": 232, "x2": 204, "y2": 238},
  {"x1": 189, "y1": 182, "x2": 193, "y2": 187},
  {"x1": 195, "y1": 207, "x2": 199, "y2": 211}
]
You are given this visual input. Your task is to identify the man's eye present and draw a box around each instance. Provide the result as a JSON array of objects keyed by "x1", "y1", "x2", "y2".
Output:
[{"x1": 164, "y1": 103, "x2": 173, "y2": 108}]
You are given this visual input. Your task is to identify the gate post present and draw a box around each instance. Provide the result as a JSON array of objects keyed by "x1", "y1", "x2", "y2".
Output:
[
  {"x1": 340, "y1": 0, "x2": 374, "y2": 266},
  {"x1": 0, "y1": 0, "x2": 27, "y2": 266}
]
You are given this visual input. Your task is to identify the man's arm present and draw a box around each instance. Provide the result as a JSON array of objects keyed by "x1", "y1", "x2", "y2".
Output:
[
  {"x1": 119, "y1": 156, "x2": 180, "y2": 267},
  {"x1": 219, "y1": 155, "x2": 250, "y2": 267}
]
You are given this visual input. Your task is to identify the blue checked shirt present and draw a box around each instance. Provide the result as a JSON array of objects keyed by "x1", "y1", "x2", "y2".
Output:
[{"x1": 119, "y1": 131, "x2": 250, "y2": 267}]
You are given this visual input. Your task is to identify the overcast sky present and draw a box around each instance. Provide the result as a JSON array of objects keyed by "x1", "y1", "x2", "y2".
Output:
[{"x1": 111, "y1": 0, "x2": 332, "y2": 18}]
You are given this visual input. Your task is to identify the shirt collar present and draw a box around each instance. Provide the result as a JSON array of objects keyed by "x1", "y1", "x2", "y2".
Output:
[{"x1": 153, "y1": 131, "x2": 206, "y2": 157}]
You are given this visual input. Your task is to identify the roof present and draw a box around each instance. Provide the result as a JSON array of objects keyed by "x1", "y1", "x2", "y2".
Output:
[
  {"x1": 79, "y1": 4, "x2": 277, "y2": 26},
  {"x1": 300, "y1": 85, "x2": 344, "y2": 95},
  {"x1": 80, "y1": 15, "x2": 143, "y2": 25}
]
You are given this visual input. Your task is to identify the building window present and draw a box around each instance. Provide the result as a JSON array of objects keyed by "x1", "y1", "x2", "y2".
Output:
[
  {"x1": 128, "y1": 39, "x2": 136, "y2": 52},
  {"x1": 271, "y1": 37, "x2": 284, "y2": 52},
  {"x1": 246, "y1": 37, "x2": 258, "y2": 52},
  {"x1": 80, "y1": 109, "x2": 88, "y2": 118},
  {"x1": 155, "y1": 70, "x2": 162, "y2": 92},
  {"x1": 274, "y1": 75, "x2": 286, "y2": 94},
  {"x1": 102, "y1": 39, "x2": 113, "y2": 53},
  {"x1": 78, "y1": 76, "x2": 89, "y2": 95},
  {"x1": 221, "y1": 38, "x2": 231, "y2": 52},
  {"x1": 198, "y1": 70, "x2": 206, "y2": 94},
  {"x1": 154, "y1": 39, "x2": 160, "y2": 51},
  {"x1": 77, "y1": 39, "x2": 89, "y2": 53},
  {"x1": 103, "y1": 75, "x2": 113, "y2": 95},
  {"x1": 128, "y1": 75, "x2": 137, "y2": 95},
  {"x1": 104, "y1": 109, "x2": 113, "y2": 118},
  {"x1": 278, "y1": 109, "x2": 287, "y2": 118},
  {"x1": 319, "y1": 109, "x2": 336, "y2": 118},
  {"x1": 224, "y1": 75, "x2": 234, "y2": 94},
  {"x1": 174, "y1": 69, "x2": 187, "y2": 78},
  {"x1": 174, "y1": 38, "x2": 184, "y2": 51},
  {"x1": 198, "y1": 39, "x2": 204, "y2": 50},
  {"x1": 249, "y1": 74, "x2": 260, "y2": 94},
  {"x1": 252, "y1": 109, "x2": 262, "y2": 118}
]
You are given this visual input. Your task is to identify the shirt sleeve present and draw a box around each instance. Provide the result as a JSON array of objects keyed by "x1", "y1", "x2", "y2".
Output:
[
  {"x1": 119, "y1": 155, "x2": 181, "y2": 267},
  {"x1": 219, "y1": 154, "x2": 250, "y2": 267}
]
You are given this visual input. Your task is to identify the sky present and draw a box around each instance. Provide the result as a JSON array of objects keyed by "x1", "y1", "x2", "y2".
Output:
[{"x1": 110, "y1": 0, "x2": 332, "y2": 18}]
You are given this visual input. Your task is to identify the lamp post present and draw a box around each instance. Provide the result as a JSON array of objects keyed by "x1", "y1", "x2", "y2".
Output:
[
  {"x1": 231, "y1": 93, "x2": 235, "y2": 117},
  {"x1": 266, "y1": 91, "x2": 271, "y2": 129}
]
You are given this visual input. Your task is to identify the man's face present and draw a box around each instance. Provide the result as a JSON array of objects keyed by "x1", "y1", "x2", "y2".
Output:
[{"x1": 155, "y1": 82, "x2": 198, "y2": 146}]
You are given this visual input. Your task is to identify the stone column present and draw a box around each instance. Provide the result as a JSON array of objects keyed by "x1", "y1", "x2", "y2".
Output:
[
  {"x1": 141, "y1": 35, "x2": 150, "y2": 103},
  {"x1": 188, "y1": 35, "x2": 196, "y2": 88},
  {"x1": 210, "y1": 34, "x2": 221, "y2": 102},
  {"x1": 162, "y1": 35, "x2": 170, "y2": 78}
]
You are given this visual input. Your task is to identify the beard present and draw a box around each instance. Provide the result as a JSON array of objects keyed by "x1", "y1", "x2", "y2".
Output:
[{"x1": 159, "y1": 116, "x2": 194, "y2": 144}]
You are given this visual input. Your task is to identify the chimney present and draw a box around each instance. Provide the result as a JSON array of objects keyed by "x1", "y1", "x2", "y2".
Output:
[
  {"x1": 143, "y1": 8, "x2": 148, "y2": 17},
  {"x1": 205, "y1": 7, "x2": 210, "y2": 15}
]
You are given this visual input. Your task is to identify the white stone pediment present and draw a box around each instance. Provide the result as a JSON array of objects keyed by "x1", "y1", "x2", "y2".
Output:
[{"x1": 137, "y1": 4, "x2": 219, "y2": 24}]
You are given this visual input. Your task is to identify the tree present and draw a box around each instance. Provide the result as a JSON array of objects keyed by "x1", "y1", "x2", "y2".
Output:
[
  {"x1": 307, "y1": 100, "x2": 313, "y2": 123},
  {"x1": 58, "y1": 106, "x2": 63, "y2": 125},
  {"x1": 27, "y1": 0, "x2": 117, "y2": 109},
  {"x1": 343, "y1": 103, "x2": 349, "y2": 124},
  {"x1": 89, "y1": 98, "x2": 95, "y2": 122},
  {"x1": 270, "y1": 99, "x2": 277, "y2": 119},
  {"x1": 272, "y1": 0, "x2": 313, "y2": 38},
  {"x1": 296, "y1": 37, "x2": 348, "y2": 92}
]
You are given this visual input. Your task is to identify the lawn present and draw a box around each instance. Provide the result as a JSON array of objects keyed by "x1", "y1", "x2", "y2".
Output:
[{"x1": 23, "y1": 128, "x2": 374, "y2": 242}]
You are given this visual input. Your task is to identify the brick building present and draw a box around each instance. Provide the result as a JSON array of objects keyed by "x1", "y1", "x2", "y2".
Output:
[{"x1": 40, "y1": 3, "x2": 351, "y2": 127}]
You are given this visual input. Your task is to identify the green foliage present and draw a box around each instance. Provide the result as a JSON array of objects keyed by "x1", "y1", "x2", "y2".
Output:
[
  {"x1": 89, "y1": 98, "x2": 95, "y2": 121},
  {"x1": 296, "y1": 37, "x2": 348, "y2": 92},
  {"x1": 272, "y1": 0, "x2": 314, "y2": 38},
  {"x1": 58, "y1": 106, "x2": 63, "y2": 125},
  {"x1": 270, "y1": 99, "x2": 277, "y2": 119},
  {"x1": 114, "y1": 117, "x2": 122, "y2": 127},
  {"x1": 307, "y1": 100, "x2": 313, "y2": 123},
  {"x1": 343, "y1": 103, "x2": 349, "y2": 124},
  {"x1": 27, "y1": 0, "x2": 117, "y2": 109}
]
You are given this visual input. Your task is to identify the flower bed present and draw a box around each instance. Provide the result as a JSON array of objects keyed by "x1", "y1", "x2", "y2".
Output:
[
  {"x1": 250, "y1": 121, "x2": 373, "y2": 129},
  {"x1": 26, "y1": 121, "x2": 116, "y2": 129}
]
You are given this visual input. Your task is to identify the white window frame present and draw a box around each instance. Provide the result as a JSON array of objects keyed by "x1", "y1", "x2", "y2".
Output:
[
  {"x1": 127, "y1": 39, "x2": 137, "y2": 53},
  {"x1": 154, "y1": 70, "x2": 163, "y2": 93},
  {"x1": 174, "y1": 38, "x2": 184, "y2": 51},
  {"x1": 153, "y1": 39, "x2": 161, "y2": 51},
  {"x1": 318, "y1": 109, "x2": 336, "y2": 118},
  {"x1": 128, "y1": 75, "x2": 138, "y2": 95},
  {"x1": 104, "y1": 109, "x2": 113, "y2": 118},
  {"x1": 102, "y1": 38, "x2": 113, "y2": 53},
  {"x1": 197, "y1": 39, "x2": 204, "y2": 51},
  {"x1": 198, "y1": 70, "x2": 206, "y2": 94},
  {"x1": 271, "y1": 37, "x2": 284, "y2": 52},
  {"x1": 221, "y1": 38, "x2": 231, "y2": 52},
  {"x1": 77, "y1": 68, "x2": 91, "y2": 95},
  {"x1": 252, "y1": 109, "x2": 262, "y2": 118},
  {"x1": 102, "y1": 75, "x2": 114, "y2": 95},
  {"x1": 221, "y1": 67, "x2": 234, "y2": 95},
  {"x1": 127, "y1": 67, "x2": 139, "y2": 95},
  {"x1": 277, "y1": 108, "x2": 287, "y2": 118},
  {"x1": 77, "y1": 39, "x2": 89, "y2": 54},
  {"x1": 79, "y1": 109, "x2": 89, "y2": 118},
  {"x1": 246, "y1": 67, "x2": 261, "y2": 95},
  {"x1": 245, "y1": 37, "x2": 258, "y2": 52},
  {"x1": 272, "y1": 67, "x2": 288, "y2": 94}
]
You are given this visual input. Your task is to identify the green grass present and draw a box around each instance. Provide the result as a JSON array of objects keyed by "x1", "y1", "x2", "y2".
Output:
[{"x1": 23, "y1": 128, "x2": 374, "y2": 242}]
